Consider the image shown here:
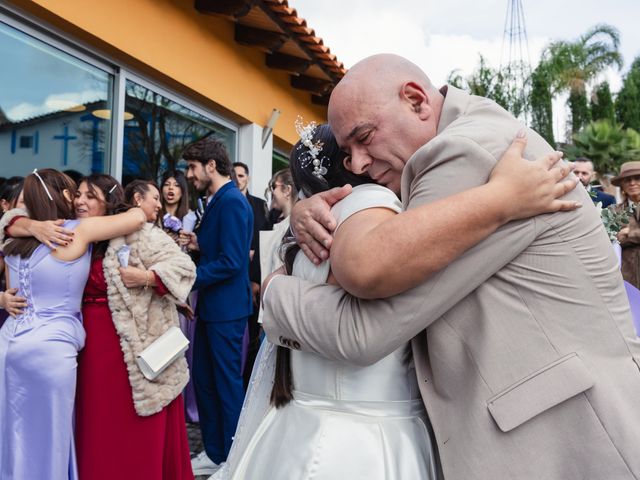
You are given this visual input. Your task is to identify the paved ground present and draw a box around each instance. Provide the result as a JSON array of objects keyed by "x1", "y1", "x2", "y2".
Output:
[{"x1": 187, "y1": 423, "x2": 210, "y2": 480}]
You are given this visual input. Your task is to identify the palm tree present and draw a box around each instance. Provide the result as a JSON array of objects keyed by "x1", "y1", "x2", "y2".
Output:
[{"x1": 540, "y1": 24, "x2": 623, "y2": 133}]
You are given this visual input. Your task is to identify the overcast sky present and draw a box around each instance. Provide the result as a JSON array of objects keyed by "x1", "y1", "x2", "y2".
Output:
[{"x1": 292, "y1": 0, "x2": 639, "y2": 139}]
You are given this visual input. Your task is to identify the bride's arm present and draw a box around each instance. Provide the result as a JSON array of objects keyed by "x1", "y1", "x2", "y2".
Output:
[{"x1": 329, "y1": 137, "x2": 578, "y2": 299}]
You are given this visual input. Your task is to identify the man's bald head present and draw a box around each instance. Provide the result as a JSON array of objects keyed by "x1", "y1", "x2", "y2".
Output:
[{"x1": 327, "y1": 54, "x2": 444, "y2": 194}]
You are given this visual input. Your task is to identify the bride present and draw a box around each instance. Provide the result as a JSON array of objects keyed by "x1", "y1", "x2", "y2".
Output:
[{"x1": 215, "y1": 121, "x2": 569, "y2": 479}]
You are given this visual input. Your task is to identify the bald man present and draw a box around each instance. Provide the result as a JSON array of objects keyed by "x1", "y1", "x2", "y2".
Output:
[{"x1": 262, "y1": 54, "x2": 640, "y2": 479}]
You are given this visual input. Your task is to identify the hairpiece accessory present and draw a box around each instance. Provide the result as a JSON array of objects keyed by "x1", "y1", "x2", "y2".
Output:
[
  {"x1": 295, "y1": 116, "x2": 330, "y2": 179},
  {"x1": 108, "y1": 184, "x2": 118, "y2": 194},
  {"x1": 32, "y1": 169, "x2": 53, "y2": 201}
]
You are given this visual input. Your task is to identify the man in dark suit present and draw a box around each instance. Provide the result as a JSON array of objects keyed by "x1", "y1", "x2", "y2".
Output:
[
  {"x1": 232, "y1": 162, "x2": 269, "y2": 385},
  {"x1": 182, "y1": 137, "x2": 253, "y2": 476},
  {"x1": 574, "y1": 157, "x2": 616, "y2": 207}
]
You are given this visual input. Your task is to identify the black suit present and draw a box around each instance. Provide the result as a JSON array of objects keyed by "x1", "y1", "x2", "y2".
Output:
[{"x1": 244, "y1": 192, "x2": 269, "y2": 387}]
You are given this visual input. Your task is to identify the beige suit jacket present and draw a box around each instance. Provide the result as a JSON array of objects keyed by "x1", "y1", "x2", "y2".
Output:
[{"x1": 263, "y1": 86, "x2": 640, "y2": 479}]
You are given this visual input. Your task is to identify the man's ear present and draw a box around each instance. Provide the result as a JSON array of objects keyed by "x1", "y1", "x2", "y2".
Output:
[
  {"x1": 206, "y1": 159, "x2": 217, "y2": 174},
  {"x1": 401, "y1": 82, "x2": 430, "y2": 120}
]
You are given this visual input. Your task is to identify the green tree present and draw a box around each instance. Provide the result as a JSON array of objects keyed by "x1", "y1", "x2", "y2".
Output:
[
  {"x1": 590, "y1": 81, "x2": 615, "y2": 123},
  {"x1": 568, "y1": 119, "x2": 640, "y2": 173},
  {"x1": 541, "y1": 23, "x2": 623, "y2": 133},
  {"x1": 529, "y1": 64, "x2": 555, "y2": 145},
  {"x1": 447, "y1": 55, "x2": 528, "y2": 119},
  {"x1": 616, "y1": 57, "x2": 640, "y2": 131}
]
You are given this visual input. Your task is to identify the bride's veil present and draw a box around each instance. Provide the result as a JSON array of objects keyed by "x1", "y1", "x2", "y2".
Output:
[{"x1": 212, "y1": 337, "x2": 276, "y2": 479}]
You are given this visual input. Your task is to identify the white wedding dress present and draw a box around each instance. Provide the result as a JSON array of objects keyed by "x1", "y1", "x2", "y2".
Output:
[{"x1": 216, "y1": 184, "x2": 437, "y2": 480}]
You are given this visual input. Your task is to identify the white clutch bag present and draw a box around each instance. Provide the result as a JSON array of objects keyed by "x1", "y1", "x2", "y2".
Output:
[{"x1": 136, "y1": 326, "x2": 189, "y2": 381}]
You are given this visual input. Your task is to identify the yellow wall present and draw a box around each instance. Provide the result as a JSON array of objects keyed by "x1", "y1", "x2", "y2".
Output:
[{"x1": 9, "y1": 0, "x2": 327, "y2": 147}]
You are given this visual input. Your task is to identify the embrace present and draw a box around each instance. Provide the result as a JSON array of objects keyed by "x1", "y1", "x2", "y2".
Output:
[{"x1": 225, "y1": 54, "x2": 640, "y2": 480}]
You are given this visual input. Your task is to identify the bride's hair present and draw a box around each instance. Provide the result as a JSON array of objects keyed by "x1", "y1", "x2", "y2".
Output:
[{"x1": 270, "y1": 124, "x2": 373, "y2": 408}]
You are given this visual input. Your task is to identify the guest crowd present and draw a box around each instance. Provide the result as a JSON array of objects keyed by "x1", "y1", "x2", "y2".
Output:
[
  {"x1": 0, "y1": 135, "x2": 295, "y2": 479},
  {"x1": 0, "y1": 131, "x2": 638, "y2": 480}
]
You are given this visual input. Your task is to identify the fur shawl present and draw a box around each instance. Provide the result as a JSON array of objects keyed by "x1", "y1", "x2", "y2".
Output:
[
  {"x1": 0, "y1": 207, "x2": 28, "y2": 249},
  {"x1": 103, "y1": 223, "x2": 196, "y2": 416}
]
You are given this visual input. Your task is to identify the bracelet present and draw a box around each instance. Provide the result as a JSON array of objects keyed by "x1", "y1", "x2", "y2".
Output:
[{"x1": 144, "y1": 271, "x2": 151, "y2": 290}]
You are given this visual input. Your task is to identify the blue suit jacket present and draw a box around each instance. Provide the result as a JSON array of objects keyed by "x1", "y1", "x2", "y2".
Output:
[
  {"x1": 194, "y1": 181, "x2": 254, "y2": 322},
  {"x1": 590, "y1": 188, "x2": 616, "y2": 208}
]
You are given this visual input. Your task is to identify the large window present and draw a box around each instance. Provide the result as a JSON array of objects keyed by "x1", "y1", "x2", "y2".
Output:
[
  {"x1": 0, "y1": 15, "x2": 238, "y2": 184},
  {"x1": 0, "y1": 20, "x2": 113, "y2": 177},
  {"x1": 123, "y1": 80, "x2": 236, "y2": 183}
]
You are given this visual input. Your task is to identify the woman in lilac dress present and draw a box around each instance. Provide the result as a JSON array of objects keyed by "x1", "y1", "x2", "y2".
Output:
[{"x1": 0, "y1": 169, "x2": 145, "y2": 480}]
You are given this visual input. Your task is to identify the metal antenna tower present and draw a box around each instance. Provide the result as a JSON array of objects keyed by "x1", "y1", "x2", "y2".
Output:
[{"x1": 499, "y1": 0, "x2": 532, "y2": 120}]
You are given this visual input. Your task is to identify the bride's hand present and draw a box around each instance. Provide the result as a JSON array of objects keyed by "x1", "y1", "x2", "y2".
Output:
[
  {"x1": 489, "y1": 133, "x2": 581, "y2": 221},
  {"x1": 290, "y1": 185, "x2": 352, "y2": 265}
]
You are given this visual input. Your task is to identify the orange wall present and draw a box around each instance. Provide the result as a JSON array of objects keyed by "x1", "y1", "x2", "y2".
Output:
[{"x1": 9, "y1": 0, "x2": 327, "y2": 146}]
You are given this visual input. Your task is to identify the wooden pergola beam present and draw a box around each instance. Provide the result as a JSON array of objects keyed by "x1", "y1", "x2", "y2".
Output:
[
  {"x1": 195, "y1": 0, "x2": 255, "y2": 18},
  {"x1": 266, "y1": 52, "x2": 311, "y2": 74},
  {"x1": 290, "y1": 75, "x2": 333, "y2": 95},
  {"x1": 311, "y1": 94, "x2": 330, "y2": 106},
  {"x1": 234, "y1": 24, "x2": 287, "y2": 51}
]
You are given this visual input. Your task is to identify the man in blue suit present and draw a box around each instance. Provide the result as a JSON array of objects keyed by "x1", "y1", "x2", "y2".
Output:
[
  {"x1": 182, "y1": 136, "x2": 253, "y2": 475},
  {"x1": 574, "y1": 157, "x2": 617, "y2": 207}
]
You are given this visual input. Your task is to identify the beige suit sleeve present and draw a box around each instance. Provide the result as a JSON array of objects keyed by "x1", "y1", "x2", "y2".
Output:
[{"x1": 263, "y1": 136, "x2": 540, "y2": 365}]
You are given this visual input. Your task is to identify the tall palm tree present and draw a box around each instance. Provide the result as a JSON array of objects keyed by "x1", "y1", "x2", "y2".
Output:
[{"x1": 540, "y1": 24, "x2": 623, "y2": 133}]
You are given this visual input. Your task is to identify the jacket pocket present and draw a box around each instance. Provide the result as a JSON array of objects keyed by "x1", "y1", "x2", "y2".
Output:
[{"x1": 487, "y1": 352, "x2": 594, "y2": 433}]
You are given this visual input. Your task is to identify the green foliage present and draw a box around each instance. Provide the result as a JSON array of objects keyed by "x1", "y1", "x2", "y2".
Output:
[
  {"x1": 541, "y1": 23, "x2": 623, "y2": 133},
  {"x1": 568, "y1": 119, "x2": 640, "y2": 173},
  {"x1": 601, "y1": 204, "x2": 634, "y2": 241},
  {"x1": 447, "y1": 55, "x2": 528, "y2": 119},
  {"x1": 529, "y1": 64, "x2": 555, "y2": 145},
  {"x1": 616, "y1": 57, "x2": 640, "y2": 131},
  {"x1": 590, "y1": 82, "x2": 615, "y2": 123},
  {"x1": 569, "y1": 90, "x2": 591, "y2": 133}
]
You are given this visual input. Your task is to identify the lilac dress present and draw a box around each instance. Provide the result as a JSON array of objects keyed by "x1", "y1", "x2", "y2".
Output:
[{"x1": 0, "y1": 220, "x2": 90, "y2": 480}]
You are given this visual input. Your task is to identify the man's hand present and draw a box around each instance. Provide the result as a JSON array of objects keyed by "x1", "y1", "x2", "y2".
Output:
[
  {"x1": 618, "y1": 226, "x2": 630, "y2": 243},
  {"x1": 178, "y1": 230, "x2": 199, "y2": 252},
  {"x1": 177, "y1": 302, "x2": 195, "y2": 320},
  {"x1": 251, "y1": 281, "x2": 261, "y2": 306},
  {"x1": 290, "y1": 185, "x2": 352, "y2": 264},
  {"x1": 30, "y1": 219, "x2": 75, "y2": 250},
  {"x1": 0, "y1": 288, "x2": 27, "y2": 317},
  {"x1": 118, "y1": 266, "x2": 149, "y2": 288},
  {"x1": 489, "y1": 133, "x2": 581, "y2": 222}
]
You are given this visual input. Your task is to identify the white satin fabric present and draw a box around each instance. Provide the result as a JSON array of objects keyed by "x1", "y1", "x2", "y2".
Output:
[{"x1": 215, "y1": 184, "x2": 436, "y2": 480}]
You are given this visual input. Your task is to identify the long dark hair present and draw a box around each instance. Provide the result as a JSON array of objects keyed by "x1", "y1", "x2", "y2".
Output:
[
  {"x1": 78, "y1": 174, "x2": 125, "y2": 257},
  {"x1": 159, "y1": 170, "x2": 190, "y2": 225},
  {"x1": 270, "y1": 124, "x2": 373, "y2": 408},
  {"x1": 124, "y1": 179, "x2": 158, "y2": 208},
  {"x1": 4, "y1": 169, "x2": 77, "y2": 258},
  {"x1": 0, "y1": 176, "x2": 25, "y2": 214}
]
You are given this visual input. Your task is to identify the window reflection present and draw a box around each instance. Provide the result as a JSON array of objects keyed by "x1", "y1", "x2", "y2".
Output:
[
  {"x1": 123, "y1": 81, "x2": 236, "y2": 184},
  {"x1": 0, "y1": 21, "x2": 113, "y2": 177}
]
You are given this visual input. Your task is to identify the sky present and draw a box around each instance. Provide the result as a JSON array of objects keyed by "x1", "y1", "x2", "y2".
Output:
[{"x1": 292, "y1": 0, "x2": 640, "y2": 139}]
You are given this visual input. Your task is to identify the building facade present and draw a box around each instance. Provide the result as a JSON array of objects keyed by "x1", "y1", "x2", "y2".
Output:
[{"x1": 0, "y1": 0, "x2": 345, "y2": 194}]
